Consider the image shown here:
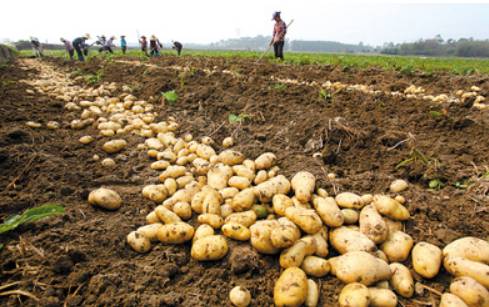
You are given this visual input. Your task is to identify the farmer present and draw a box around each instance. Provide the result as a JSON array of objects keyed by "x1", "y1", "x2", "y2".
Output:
[
  {"x1": 30, "y1": 37, "x2": 43, "y2": 58},
  {"x1": 149, "y1": 35, "x2": 163, "y2": 57},
  {"x1": 72, "y1": 34, "x2": 90, "y2": 62},
  {"x1": 101, "y1": 36, "x2": 116, "y2": 53},
  {"x1": 270, "y1": 11, "x2": 287, "y2": 60},
  {"x1": 60, "y1": 38, "x2": 74, "y2": 60},
  {"x1": 139, "y1": 35, "x2": 148, "y2": 56},
  {"x1": 120, "y1": 35, "x2": 127, "y2": 54},
  {"x1": 172, "y1": 41, "x2": 183, "y2": 56}
]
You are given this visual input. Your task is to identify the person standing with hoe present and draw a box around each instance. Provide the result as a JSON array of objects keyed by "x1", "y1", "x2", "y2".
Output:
[{"x1": 270, "y1": 11, "x2": 287, "y2": 60}]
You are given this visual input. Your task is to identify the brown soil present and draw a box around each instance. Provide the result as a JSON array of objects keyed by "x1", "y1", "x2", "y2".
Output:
[{"x1": 1, "y1": 55, "x2": 488, "y2": 306}]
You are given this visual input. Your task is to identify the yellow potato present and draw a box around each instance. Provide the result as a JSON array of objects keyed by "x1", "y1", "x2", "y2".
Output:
[
  {"x1": 164, "y1": 178, "x2": 177, "y2": 195},
  {"x1": 285, "y1": 206, "x2": 323, "y2": 234},
  {"x1": 229, "y1": 286, "x2": 251, "y2": 307},
  {"x1": 335, "y1": 192, "x2": 363, "y2": 209},
  {"x1": 145, "y1": 137, "x2": 164, "y2": 150},
  {"x1": 191, "y1": 190, "x2": 206, "y2": 214},
  {"x1": 381, "y1": 230, "x2": 414, "y2": 262},
  {"x1": 305, "y1": 279, "x2": 319, "y2": 307},
  {"x1": 151, "y1": 160, "x2": 170, "y2": 170},
  {"x1": 137, "y1": 224, "x2": 162, "y2": 242},
  {"x1": 253, "y1": 170, "x2": 268, "y2": 185},
  {"x1": 222, "y1": 222, "x2": 251, "y2": 241},
  {"x1": 198, "y1": 213, "x2": 224, "y2": 229},
  {"x1": 207, "y1": 163, "x2": 233, "y2": 190},
  {"x1": 375, "y1": 250, "x2": 389, "y2": 263},
  {"x1": 368, "y1": 288, "x2": 397, "y2": 307},
  {"x1": 255, "y1": 152, "x2": 277, "y2": 170},
  {"x1": 79, "y1": 135, "x2": 95, "y2": 144},
  {"x1": 142, "y1": 184, "x2": 168, "y2": 203},
  {"x1": 254, "y1": 175, "x2": 291, "y2": 203},
  {"x1": 231, "y1": 188, "x2": 255, "y2": 212},
  {"x1": 330, "y1": 226, "x2": 377, "y2": 254},
  {"x1": 101, "y1": 158, "x2": 116, "y2": 168},
  {"x1": 300, "y1": 235, "x2": 318, "y2": 256},
  {"x1": 220, "y1": 204, "x2": 233, "y2": 218},
  {"x1": 359, "y1": 205, "x2": 388, "y2": 244},
  {"x1": 191, "y1": 235, "x2": 228, "y2": 261},
  {"x1": 155, "y1": 205, "x2": 182, "y2": 224},
  {"x1": 450, "y1": 276, "x2": 489, "y2": 307},
  {"x1": 127, "y1": 231, "x2": 151, "y2": 253},
  {"x1": 360, "y1": 194, "x2": 373, "y2": 205},
  {"x1": 157, "y1": 150, "x2": 176, "y2": 162},
  {"x1": 242, "y1": 159, "x2": 255, "y2": 171},
  {"x1": 273, "y1": 267, "x2": 308, "y2": 307},
  {"x1": 192, "y1": 157, "x2": 210, "y2": 175},
  {"x1": 159, "y1": 165, "x2": 187, "y2": 181},
  {"x1": 228, "y1": 176, "x2": 251, "y2": 190},
  {"x1": 280, "y1": 240, "x2": 308, "y2": 268},
  {"x1": 301, "y1": 256, "x2": 330, "y2": 277},
  {"x1": 389, "y1": 179, "x2": 409, "y2": 193},
  {"x1": 440, "y1": 293, "x2": 469, "y2": 307},
  {"x1": 146, "y1": 211, "x2": 159, "y2": 224},
  {"x1": 157, "y1": 222, "x2": 194, "y2": 244},
  {"x1": 444, "y1": 256, "x2": 489, "y2": 288},
  {"x1": 443, "y1": 236, "x2": 489, "y2": 264},
  {"x1": 222, "y1": 137, "x2": 234, "y2": 148},
  {"x1": 270, "y1": 221, "x2": 301, "y2": 248},
  {"x1": 173, "y1": 139, "x2": 186, "y2": 152},
  {"x1": 225, "y1": 210, "x2": 257, "y2": 227},
  {"x1": 313, "y1": 231, "x2": 329, "y2": 258},
  {"x1": 173, "y1": 201, "x2": 192, "y2": 220},
  {"x1": 384, "y1": 218, "x2": 403, "y2": 233},
  {"x1": 102, "y1": 139, "x2": 127, "y2": 153},
  {"x1": 193, "y1": 224, "x2": 214, "y2": 243},
  {"x1": 232, "y1": 165, "x2": 255, "y2": 181},
  {"x1": 339, "y1": 283, "x2": 370, "y2": 307},
  {"x1": 88, "y1": 187, "x2": 122, "y2": 210},
  {"x1": 218, "y1": 150, "x2": 245, "y2": 165},
  {"x1": 250, "y1": 221, "x2": 280, "y2": 254},
  {"x1": 372, "y1": 195, "x2": 410, "y2": 221},
  {"x1": 196, "y1": 144, "x2": 216, "y2": 160},
  {"x1": 313, "y1": 196, "x2": 344, "y2": 227},
  {"x1": 291, "y1": 171, "x2": 316, "y2": 203},
  {"x1": 176, "y1": 175, "x2": 194, "y2": 189},
  {"x1": 341, "y1": 209, "x2": 359, "y2": 224},
  {"x1": 389, "y1": 262, "x2": 414, "y2": 298},
  {"x1": 202, "y1": 188, "x2": 222, "y2": 215},
  {"x1": 220, "y1": 187, "x2": 239, "y2": 199},
  {"x1": 394, "y1": 195, "x2": 406, "y2": 204},
  {"x1": 316, "y1": 188, "x2": 328, "y2": 198},
  {"x1": 330, "y1": 251, "x2": 392, "y2": 285},
  {"x1": 272, "y1": 194, "x2": 294, "y2": 216},
  {"x1": 412, "y1": 242, "x2": 442, "y2": 279}
]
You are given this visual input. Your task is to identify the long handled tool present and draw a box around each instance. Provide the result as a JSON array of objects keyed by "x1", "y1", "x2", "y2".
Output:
[{"x1": 256, "y1": 19, "x2": 294, "y2": 62}]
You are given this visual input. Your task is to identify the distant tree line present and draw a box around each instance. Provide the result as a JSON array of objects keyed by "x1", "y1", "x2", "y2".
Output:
[{"x1": 381, "y1": 35, "x2": 489, "y2": 58}]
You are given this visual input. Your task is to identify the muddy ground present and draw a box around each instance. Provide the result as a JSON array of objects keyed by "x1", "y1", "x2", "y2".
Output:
[{"x1": 0, "y1": 55, "x2": 488, "y2": 306}]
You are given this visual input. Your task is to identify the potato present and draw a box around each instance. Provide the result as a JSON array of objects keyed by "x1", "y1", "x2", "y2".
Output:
[
  {"x1": 228, "y1": 176, "x2": 251, "y2": 190},
  {"x1": 164, "y1": 178, "x2": 178, "y2": 195},
  {"x1": 252, "y1": 204, "x2": 268, "y2": 219},
  {"x1": 444, "y1": 256, "x2": 489, "y2": 288},
  {"x1": 225, "y1": 210, "x2": 257, "y2": 227},
  {"x1": 192, "y1": 158, "x2": 210, "y2": 175},
  {"x1": 267, "y1": 166, "x2": 279, "y2": 178},
  {"x1": 375, "y1": 250, "x2": 389, "y2": 262},
  {"x1": 79, "y1": 135, "x2": 95, "y2": 144},
  {"x1": 173, "y1": 201, "x2": 192, "y2": 220},
  {"x1": 300, "y1": 235, "x2": 318, "y2": 256},
  {"x1": 231, "y1": 188, "x2": 255, "y2": 212},
  {"x1": 142, "y1": 184, "x2": 168, "y2": 203},
  {"x1": 305, "y1": 279, "x2": 319, "y2": 307},
  {"x1": 196, "y1": 144, "x2": 216, "y2": 160},
  {"x1": 360, "y1": 194, "x2": 373, "y2": 205},
  {"x1": 301, "y1": 256, "x2": 330, "y2": 277},
  {"x1": 250, "y1": 221, "x2": 280, "y2": 254},
  {"x1": 368, "y1": 288, "x2": 397, "y2": 307},
  {"x1": 271, "y1": 222, "x2": 301, "y2": 248},
  {"x1": 412, "y1": 242, "x2": 442, "y2": 279},
  {"x1": 443, "y1": 236, "x2": 489, "y2": 264},
  {"x1": 330, "y1": 251, "x2": 392, "y2": 285},
  {"x1": 330, "y1": 227, "x2": 377, "y2": 254},
  {"x1": 191, "y1": 190, "x2": 206, "y2": 214},
  {"x1": 272, "y1": 194, "x2": 293, "y2": 216},
  {"x1": 101, "y1": 158, "x2": 116, "y2": 167},
  {"x1": 176, "y1": 175, "x2": 194, "y2": 189},
  {"x1": 88, "y1": 187, "x2": 122, "y2": 210},
  {"x1": 255, "y1": 152, "x2": 277, "y2": 170},
  {"x1": 291, "y1": 171, "x2": 316, "y2": 203},
  {"x1": 146, "y1": 211, "x2": 159, "y2": 224},
  {"x1": 372, "y1": 195, "x2": 410, "y2": 221},
  {"x1": 222, "y1": 137, "x2": 234, "y2": 148},
  {"x1": 394, "y1": 195, "x2": 406, "y2": 204},
  {"x1": 381, "y1": 231, "x2": 413, "y2": 262},
  {"x1": 165, "y1": 181, "x2": 201, "y2": 207},
  {"x1": 389, "y1": 263, "x2": 414, "y2": 298},
  {"x1": 339, "y1": 283, "x2": 370, "y2": 307},
  {"x1": 218, "y1": 150, "x2": 245, "y2": 165},
  {"x1": 335, "y1": 192, "x2": 363, "y2": 209},
  {"x1": 222, "y1": 223, "x2": 251, "y2": 241},
  {"x1": 359, "y1": 205, "x2": 388, "y2": 244},
  {"x1": 127, "y1": 231, "x2": 151, "y2": 253},
  {"x1": 155, "y1": 205, "x2": 182, "y2": 224},
  {"x1": 151, "y1": 160, "x2": 170, "y2": 170},
  {"x1": 156, "y1": 222, "x2": 194, "y2": 244},
  {"x1": 191, "y1": 235, "x2": 228, "y2": 261},
  {"x1": 193, "y1": 224, "x2": 214, "y2": 242},
  {"x1": 273, "y1": 267, "x2": 308, "y2": 307},
  {"x1": 232, "y1": 165, "x2": 255, "y2": 181},
  {"x1": 440, "y1": 293, "x2": 469, "y2": 307},
  {"x1": 202, "y1": 188, "x2": 222, "y2": 215},
  {"x1": 375, "y1": 281, "x2": 390, "y2": 289},
  {"x1": 198, "y1": 213, "x2": 224, "y2": 229},
  {"x1": 280, "y1": 240, "x2": 308, "y2": 268},
  {"x1": 254, "y1": 175, "x2": 291, "y2": 203},
  {"x1": 285, "y1": 206, "x2": 322, "y2": 234},
  {"x1": 159, "y1": 165, "x2": 186, "y2": 181},
  {"x1": 242, "y1": 159, "x2": 255, "y2": 171},
  {"x1": 313, "y1": 196, "x2": 344, "y2": 227},
  {"x1": 102, "y1": 139, "x2": 127, "y2": 153},
  {"x1": 450, "y1": 276, "x2": 489, "y2": 307},
  {"x1": 385, "y1": 218, "x2": 403, "y2": 233},
  {"x1": 389, "y1": 179, "x2": 409, "y2": 193},
  {"x1": 220, "y1": 187, "x2": 239, "y2": 199},
  {"x1": 341, "y1": 209, "x2": 359, "y2": 224},
  {"x1": 157, "y1": 150, "x2": 177, "y2": 162},
  {"x1": 254, "y1": 170, "x2": 268, "y2": 185},
  {"x1": 145, "y1": 137, "x2": 164, "y2": 150},
  {"x1": 313, "y1": 231, "x2": 329, "y2": 258},
  {"x1": 229, "y1": 286, "x2": 251, "y2": 307},
  {"x1": 208, "y1": 163, "x2": 233, "y2": 190},
  {"x1": 137, "y1": 223, "x2": 162, "y2": 242}
]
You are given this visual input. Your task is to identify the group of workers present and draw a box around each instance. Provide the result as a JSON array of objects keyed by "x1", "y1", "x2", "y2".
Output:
[{"x1": 30, "y1": 11, "x2": 287, "y2": 62}]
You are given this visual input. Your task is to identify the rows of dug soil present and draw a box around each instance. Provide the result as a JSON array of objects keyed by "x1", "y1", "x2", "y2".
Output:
[{"x1": 0, "y1": 56, "x2": 487, "y2": 306}]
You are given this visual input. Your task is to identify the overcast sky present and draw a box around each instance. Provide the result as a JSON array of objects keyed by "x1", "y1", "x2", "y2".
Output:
[{"x1": 2, "y1": 0, "x2": 489, "y2": 46}]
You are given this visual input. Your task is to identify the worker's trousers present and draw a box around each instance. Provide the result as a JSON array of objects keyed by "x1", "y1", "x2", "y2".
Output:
[{"x1": 273, "y1": 41, "x2": 284, "y2": 60}]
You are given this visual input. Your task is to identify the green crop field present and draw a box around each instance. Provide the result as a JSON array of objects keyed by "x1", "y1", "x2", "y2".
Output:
[{"x1": 19, "y1": 48, "x2": 489, "y2": 75}]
